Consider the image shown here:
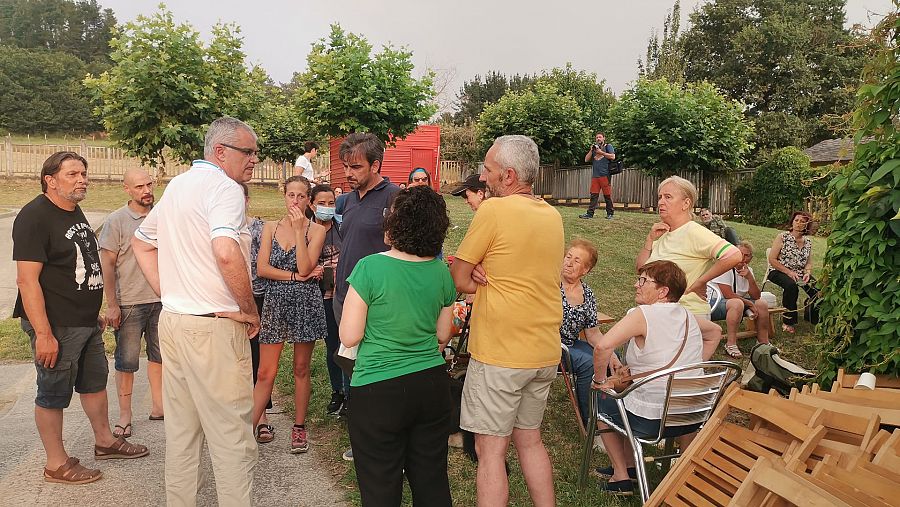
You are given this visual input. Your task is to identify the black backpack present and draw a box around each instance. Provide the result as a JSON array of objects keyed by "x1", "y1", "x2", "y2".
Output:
[{"x1": 606, "y1": 144, "x2": 624, "y2": 175}]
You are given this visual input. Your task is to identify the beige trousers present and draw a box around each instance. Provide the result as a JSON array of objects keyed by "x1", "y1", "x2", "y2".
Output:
[{"x1": 159, "y1": 311, "x2": 257, "y2": 507}]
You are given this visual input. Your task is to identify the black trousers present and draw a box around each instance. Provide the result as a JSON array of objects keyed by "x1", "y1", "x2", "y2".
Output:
[
  {"x1": 349, "y1": 365, "x2": 453, "y2": 507},
  {"x1": 767, "y1": 270, "x2": 818, "y2": 326},
  {"x1": 251, "y1": 295, "x2": 272, "y2": 410}
]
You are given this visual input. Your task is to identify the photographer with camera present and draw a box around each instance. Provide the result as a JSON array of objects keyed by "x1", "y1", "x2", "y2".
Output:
[{"x1": 580, "y1": 132, "x2": 616, "y2": 220}]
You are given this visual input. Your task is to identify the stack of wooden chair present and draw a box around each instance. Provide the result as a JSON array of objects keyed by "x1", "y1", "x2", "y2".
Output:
[{"x1": 645, "y1": 370, "x2": 900, "y2": 507}]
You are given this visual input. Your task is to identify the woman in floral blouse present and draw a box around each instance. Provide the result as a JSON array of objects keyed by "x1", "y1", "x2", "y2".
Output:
[
  {"x1": 559, "y1": 238, "x2": 619, "y2": 425},
  {"x1": 767, "y1": 211, "x2": 818, "y2": 333}
]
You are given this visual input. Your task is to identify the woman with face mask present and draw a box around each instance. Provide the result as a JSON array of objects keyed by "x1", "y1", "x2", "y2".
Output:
[{"x1": 308, "y1": 184, "x2": 346, "y2": 416}]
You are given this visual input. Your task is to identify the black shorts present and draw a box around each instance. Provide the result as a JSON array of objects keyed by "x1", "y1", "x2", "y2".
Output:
[{"x1": 22, "y1": 320, "x2": 108, "y2": 409}]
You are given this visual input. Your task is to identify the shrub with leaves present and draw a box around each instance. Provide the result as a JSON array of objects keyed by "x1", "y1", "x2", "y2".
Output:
[
  {"x1": 816, "y1": 7, "x2": 900, "y2": 383},
  {"x1": 606, "y1": 78, "x2": 752, "y2": 176},
  {"x1": 84, "y1": 7, "x2": 267, "y2": 170},
  {"x1": 476, "y1": 82, "x2": 590, "y2": 165},
  {"x1": 293, "y1": 24, "x2": 436, "y2": 143},
  {"x1": 734, "y1": 147, "x2": 818, "y2": 226},
  {"x1": 439, "y1": 122, "x2": 482, "y2": 169}
]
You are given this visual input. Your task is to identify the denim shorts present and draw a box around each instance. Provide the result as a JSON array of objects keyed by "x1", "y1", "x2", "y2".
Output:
[
  {"x1": 114, "y1": 302, "x2": 163, "y2": 372},
  {"x1": 22, "y1": 320, "x2": 109, "y2": 410},
  {"x1": 710, "y1": 297, "x2": 754, "y2": 322}
]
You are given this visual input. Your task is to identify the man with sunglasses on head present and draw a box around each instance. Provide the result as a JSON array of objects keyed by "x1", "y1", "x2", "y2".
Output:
[{"x1": 132, "y1": 116, "x2": 260, "y2": 507}]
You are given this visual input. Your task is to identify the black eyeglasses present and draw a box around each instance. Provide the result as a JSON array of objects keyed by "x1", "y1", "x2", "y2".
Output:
[
  {"x1": 637, "y1": 276, "x2": 656, "y2": 288},
  {"x1": 220, "y1": 143, "x2": 259, "y2": 158}
]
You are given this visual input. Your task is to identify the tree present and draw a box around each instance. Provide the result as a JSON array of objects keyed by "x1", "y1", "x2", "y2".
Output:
[
  {"x1": 536, "y1": 63, "x2": 615, "y2": 133},
  {"x1": 292, "y1": 24, "x2": 435, "y2": 143},
  {"x1": 680, "y1": 0, "x2": 871, "y2": 149},
  {"x1": 606, "y1": 78, "x2": 753, "y2": 175},
  {"x1": 0, "y1": 47, "x2": 99, "y2": 133},
  {"x1": 438, "y1": 122, "x2": 481, "y2": 169},
  {"x1": 733, "y1": 147, "x2": 819, "y2": 226},
  {"x1": 451, "y1": 71, "x2": 536, "y2": 125},
  {"x1": 816, "y1": 8, "x2": 899, "y2": 383},
  {"x1": 84, "y1": 8, "x2": 267, "y2": 170},
  {"x1": 638, "y1": 0, "x2": 685, "y2": 83},
  {"x1": 250, "y1": 99, "x2": 313, "y2": 164},
  {"x1": 477, "y1": 82, "x2": 590, "y2": 165},
  {"x1": 0, "y1": 0, "x2": 116, "y2": 64}
]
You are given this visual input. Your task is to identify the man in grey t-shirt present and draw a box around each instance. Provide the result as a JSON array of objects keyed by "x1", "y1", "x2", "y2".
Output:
[{"x1": 99, "y1": 168, "x2": 164, "y2": 437}]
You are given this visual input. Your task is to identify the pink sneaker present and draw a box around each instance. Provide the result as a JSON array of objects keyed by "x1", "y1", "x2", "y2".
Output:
[{"x1": 291, "y1": 426, "x2": 309, "y2": 454}]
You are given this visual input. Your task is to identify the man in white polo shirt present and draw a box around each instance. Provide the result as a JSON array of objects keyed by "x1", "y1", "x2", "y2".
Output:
[{"x1": 132, "y1": 116, "x2": 260, "y2": 507}]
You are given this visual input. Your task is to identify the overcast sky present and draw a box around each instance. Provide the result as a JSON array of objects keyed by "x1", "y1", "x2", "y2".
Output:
[{"x1": 100, "y1": 0, "x2": 896, "y2": 111}]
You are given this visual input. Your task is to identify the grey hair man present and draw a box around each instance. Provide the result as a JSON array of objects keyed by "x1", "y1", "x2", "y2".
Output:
[
  {"x1": 100, "y1": 168, "x2": 164, "y2": 438},
  {"x1": 14, "y1": 151, "x2": 148, "y2": 485},
  {"x1": 451, "y1": 135, "x2": 564, "y2": 506},
  {"x1": 133, "y1": 116, "x2": 260, "y2": 506}
]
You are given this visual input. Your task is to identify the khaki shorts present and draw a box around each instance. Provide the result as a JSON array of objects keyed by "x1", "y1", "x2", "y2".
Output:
[{"x1": 460, "y1": 359, "x2": 557, "y2": 437}]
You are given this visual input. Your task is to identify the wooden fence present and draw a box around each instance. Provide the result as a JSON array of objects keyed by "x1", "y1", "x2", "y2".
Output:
[
  {"x1": 441, "y1": 160, "x2": 755, "y2": 215},
  {"x1": 0, "y1": 137, "x2": 329, "y2": 185}
]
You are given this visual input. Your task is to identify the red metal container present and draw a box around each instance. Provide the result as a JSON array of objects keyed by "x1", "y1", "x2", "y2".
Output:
[{"x1": 329, "y1": 125, "x2": 441, "y2": 191}]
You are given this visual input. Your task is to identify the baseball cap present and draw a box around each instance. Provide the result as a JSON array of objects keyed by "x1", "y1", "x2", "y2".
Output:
[{"x1": 450, "y1": 174, "x2": 486, "y2": 196}]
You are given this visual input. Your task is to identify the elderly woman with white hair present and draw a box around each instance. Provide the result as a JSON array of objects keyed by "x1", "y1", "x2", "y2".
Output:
[{"x1": 635, "y1": 176, "x2": 741, "y2": 359}]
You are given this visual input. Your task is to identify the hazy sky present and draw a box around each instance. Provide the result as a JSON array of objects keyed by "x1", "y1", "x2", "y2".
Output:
[{"x1": 100, "y1": 0, "x2": 896, "y2": 111}]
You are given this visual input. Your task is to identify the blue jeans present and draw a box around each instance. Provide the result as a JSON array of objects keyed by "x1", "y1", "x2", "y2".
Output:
[
  {"x1": 114, "y1": 302, "x2": 162, "y2": 372},
  {"x1": 566, "y1": 340, "x2": 595, "y2": 424}
]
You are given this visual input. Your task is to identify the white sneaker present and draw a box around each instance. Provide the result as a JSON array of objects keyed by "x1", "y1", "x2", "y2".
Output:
[{"x1": 342, "y1": 448, "x2": 354, "y2": 461}]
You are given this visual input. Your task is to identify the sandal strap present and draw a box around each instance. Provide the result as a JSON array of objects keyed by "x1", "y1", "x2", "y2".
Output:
[
  {"x1": 48, "y1": 457, "x2": 98, "y2": 481},
  {"x1": 97, "y1": 437, "x2": 147, "y2": 455}
]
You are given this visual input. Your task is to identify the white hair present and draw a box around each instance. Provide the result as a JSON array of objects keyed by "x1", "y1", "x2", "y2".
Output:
[
  {"x1": 492, "y1": 135, "x2": 540, "y2": 184},
  {"x1": 204, "y1": 116, "x2": 257, "y2": 159}
]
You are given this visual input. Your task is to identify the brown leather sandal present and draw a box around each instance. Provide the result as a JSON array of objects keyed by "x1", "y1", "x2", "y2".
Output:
[
  {"x1": 94, "y1": 437, "x2": 149, "y2": 460},
  {"x1": 43, "y1": 457, "x2": 102, "y2": 485}
]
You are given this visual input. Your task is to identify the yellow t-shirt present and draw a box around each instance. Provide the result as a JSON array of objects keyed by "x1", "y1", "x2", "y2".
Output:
[
  {"x1": 454, "y1": 196, "x2": 564, "y2": 368},
  {"x1": 647, "y1": 221, "x2": 736, "y2": 315}
]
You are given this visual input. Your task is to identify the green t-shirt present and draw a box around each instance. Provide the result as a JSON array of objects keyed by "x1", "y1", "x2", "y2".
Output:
[{"x1": 347, "y1": 253, "x2": 456, "y2": 387}]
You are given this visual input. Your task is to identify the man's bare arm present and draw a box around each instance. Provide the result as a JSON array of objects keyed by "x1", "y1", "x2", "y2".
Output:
[
  {"x1": 212, "y1": 237, "x2": 260, "y2": 337},
  {"x1": 450, "y1": 258, "x2": 479, "y2": 294},
  {"x1": 131, "y1": 237, "x2": 161, "y2": 296},
  {"x1": 16, "y1": 261, "x2": 58, "y2": 368},
  {"x1": 100, "y1": 248, "x2": 121, "y2": 328}
]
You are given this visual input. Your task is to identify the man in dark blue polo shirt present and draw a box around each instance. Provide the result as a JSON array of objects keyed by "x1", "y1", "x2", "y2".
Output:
[
  {"x1": 332, "y1": 132, "x2": 400, "y2": 460},
  {"x1": 580, "y1": 132, "x2": 616, "y2": 220}
]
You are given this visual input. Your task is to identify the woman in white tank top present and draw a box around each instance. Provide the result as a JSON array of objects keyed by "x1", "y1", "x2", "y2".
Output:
[{"x1": 589, "y1": 260, "x2": 703, "y2": 496}]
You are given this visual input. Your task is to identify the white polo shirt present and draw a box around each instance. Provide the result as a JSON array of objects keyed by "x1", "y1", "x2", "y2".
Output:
[
  {"x1": 134, "y1": 160, "x2": 251, "y2": 315},
  {"x1": 294, "y1": 155, "x2": 314, "y2": 180}
]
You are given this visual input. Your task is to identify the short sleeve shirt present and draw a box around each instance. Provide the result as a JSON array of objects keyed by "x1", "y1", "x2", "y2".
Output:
[
  {"x1": 347, "y1": 254, "x2": 456, "y2": 387},
  {"x1": 294, "y1": 155, "x2": 314, "y2": 180},
  {"x1": 647, "y1": 221, "x2": 737, "y2": 315},
  {"x1": 454, "y1": 195, "x2": 564, "y2": 368},
  {"x1": 334, "y1": 178, "x2": 400, "y2": 304},
  {"x1": 98, "y1": 203, "x2": 159, "y2": 306},
  {"x1": 591, "y1": 144, "x2": 615, "y2": 177},
  {"x1": 13, "y1": 195, "x2": 104, "y2": 326},
  {"x1": 709, "y1": 267, "x2": 754, "y2": 298},
  {"x1": 134, "y1": 160, "x2": 250, "y2": 315},
  {"x1": 560, "y1": 282, "x2": 599, "y2": 346}
]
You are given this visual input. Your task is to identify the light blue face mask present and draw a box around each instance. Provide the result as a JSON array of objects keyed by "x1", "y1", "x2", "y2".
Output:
[{"x1": 315, "y1": 206, "x2": 336, "y2": 222}]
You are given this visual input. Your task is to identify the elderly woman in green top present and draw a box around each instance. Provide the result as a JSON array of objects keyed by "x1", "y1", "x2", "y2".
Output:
[{"x1": 339, "y1": 186, "x2": 455, "y2": 507}]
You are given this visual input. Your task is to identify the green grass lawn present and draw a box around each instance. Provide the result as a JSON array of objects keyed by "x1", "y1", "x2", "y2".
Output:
[
  {"x1": 0, "y1": 181, "x2": 827, "y2": 505},
  {"x1": 4, "y1": 134, "x2": 112, "y2": 147}
]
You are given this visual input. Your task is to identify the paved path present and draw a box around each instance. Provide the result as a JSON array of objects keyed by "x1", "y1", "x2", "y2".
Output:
[
  {"x1": 0, "y1": 207, "x2": 349, "y2": 506},
  {"x1": 0, "y1": 359, "x2": 349, "y2": 506}
]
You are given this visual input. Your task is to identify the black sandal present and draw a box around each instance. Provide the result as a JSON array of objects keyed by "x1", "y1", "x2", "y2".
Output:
[{"x1": 113, "y1": 423, "x2": 132, "y2": 438}]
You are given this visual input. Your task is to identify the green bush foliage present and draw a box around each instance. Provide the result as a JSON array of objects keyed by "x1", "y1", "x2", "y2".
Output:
[
  {"x1": 292, "y1": 24, "x2": 436, "y2": 143},
  {"x1": 817, "y1": 8, "x2": 900, "y2": 383},
  {"x1": 606, "y1": 78, "x2": 752, "y2": 175},
  {"x1": 84, "y1": 8, "x2": 268, "y2": 170},
  {"x1": 476, "y1": 82, "x2": 590, "y2": 165},
  {"x1": 734, "y1": 147, "x2": 817, "y2": 226}
]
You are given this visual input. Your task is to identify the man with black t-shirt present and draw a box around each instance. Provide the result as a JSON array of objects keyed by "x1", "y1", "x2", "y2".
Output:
[{"x1": 13, "y1": 151, "x2": 148, "y2": 485}]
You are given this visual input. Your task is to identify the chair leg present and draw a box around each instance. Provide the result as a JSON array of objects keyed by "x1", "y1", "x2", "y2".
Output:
[
  {"x1": 629, "y1": 436, "x2": 651, "y2": 504},
  {"x1": 578, "y1": 391, "x2": 599, "y2": 489},
  {"x1": 661, "y1": 438, "x2": 675, "y2": 474}
]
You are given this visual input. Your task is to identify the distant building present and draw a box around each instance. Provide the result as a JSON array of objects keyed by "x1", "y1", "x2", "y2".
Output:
[{"x1": 803, "y1": 138, "x2": 856, "y2": 167}]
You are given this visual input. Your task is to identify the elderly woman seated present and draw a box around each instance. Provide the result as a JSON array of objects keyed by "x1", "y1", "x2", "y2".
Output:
[
  {"x1": 591, "y1": 260, "x2": 704, "y2": 497},
  {"x1": 559, "y1": 238, "x2": 619, "y2": 426}
]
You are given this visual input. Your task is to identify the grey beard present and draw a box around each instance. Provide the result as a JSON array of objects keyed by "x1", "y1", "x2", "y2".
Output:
[{"x1": 63, "y1": 190, "x2": 87, "y2": 203}]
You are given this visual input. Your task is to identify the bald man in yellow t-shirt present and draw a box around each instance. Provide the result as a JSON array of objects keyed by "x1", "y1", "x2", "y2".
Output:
[{"x1": 451, "y1": 135, "x2": 563, "y2": 507}]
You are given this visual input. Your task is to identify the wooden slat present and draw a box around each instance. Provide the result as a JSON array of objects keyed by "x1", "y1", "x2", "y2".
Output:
[{"x1": 685, "y1": 473, "x2": 731, "y2": 506}]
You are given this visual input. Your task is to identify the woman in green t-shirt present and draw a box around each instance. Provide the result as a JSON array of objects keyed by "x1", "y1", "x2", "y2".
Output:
[{"x1": 339, "y1": 186, "x2": 456, "y2": 506}]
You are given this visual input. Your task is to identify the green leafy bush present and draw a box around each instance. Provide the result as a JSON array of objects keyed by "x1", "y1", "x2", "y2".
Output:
[
  {"x1": 606, "y1": 78, "x2": 752, "y2": 176},
  {"x1": 734, "y1": 147, "x2": 817, "y2": 226},
  {"x1": 816, "y1": 8, "x2": 900, "y2": 383}
]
